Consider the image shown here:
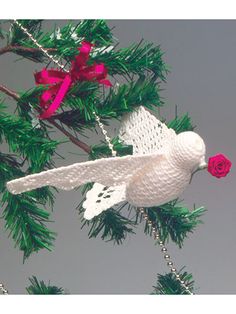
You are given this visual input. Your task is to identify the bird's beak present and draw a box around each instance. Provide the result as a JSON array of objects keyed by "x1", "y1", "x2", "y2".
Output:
[
  {"x1": 189, "y1": 159, "x2": 208, "y2": 184},
  {"x1": 199, "y1": 159, "x2": 207, "y2": 170}
]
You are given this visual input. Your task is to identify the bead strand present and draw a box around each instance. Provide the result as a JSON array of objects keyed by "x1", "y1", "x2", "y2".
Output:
[
  {"x1": 93, "y1": 112, "x2": 117, "y2": 157},
  {"x1": 138, "y1": 207, "x2": 193, "y2": 295},
  {"x1": 0, "y1": 282, "x2": 8, "y2": 295},
  {"x1": 13, "y1": 20, "x2": 69, "y2": 73},
  {"x1": 13, "y1": 20, "x2": 116, "y2": 156}
]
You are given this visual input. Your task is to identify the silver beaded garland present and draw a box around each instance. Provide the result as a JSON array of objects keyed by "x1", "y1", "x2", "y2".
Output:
[
  {"x1": 14, "y1": 20, "x2": 67, "y2": 72},
  {"x1": 93, "y1": 113, "x2": 117, "y2": 157},
  {"x1": 138, "y1": 207, "x2": 193, "y2": 295},
  {"x1": 0, "y1": 282, "x2": 8, "y2": 295}
]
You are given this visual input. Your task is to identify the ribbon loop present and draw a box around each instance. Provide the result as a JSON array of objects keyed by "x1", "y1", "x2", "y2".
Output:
[{"x1": 35, "y1": 41, "x2": 112, "y2": 119}]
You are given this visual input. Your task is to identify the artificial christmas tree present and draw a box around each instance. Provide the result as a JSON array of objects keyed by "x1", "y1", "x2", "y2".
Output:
[{"x1": 0, "y1": 19, "x2": 231, "y2": 294}]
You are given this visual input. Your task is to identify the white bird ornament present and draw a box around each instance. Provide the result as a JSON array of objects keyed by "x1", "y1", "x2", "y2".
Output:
[{"x1": 6, "y1": 106, "x2": 207, "y2": 220}]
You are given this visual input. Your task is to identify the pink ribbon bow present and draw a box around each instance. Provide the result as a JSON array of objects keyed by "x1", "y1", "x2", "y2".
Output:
[{"x1": 35, "y1": 41, "x2": 112, "y2": 119}]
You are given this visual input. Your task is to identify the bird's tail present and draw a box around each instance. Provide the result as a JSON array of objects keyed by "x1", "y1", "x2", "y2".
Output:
[{"x1": 82, "y1": 183, "x2": 126, "y2": 220}]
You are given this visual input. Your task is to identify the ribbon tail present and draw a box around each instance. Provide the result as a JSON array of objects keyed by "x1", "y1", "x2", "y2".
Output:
[
  {"x1": 98, "y1": 79, "x2": 112, "y2": 87},
  {"x1": 39, "y1": 75, "x2": 72, "y2": 119}
]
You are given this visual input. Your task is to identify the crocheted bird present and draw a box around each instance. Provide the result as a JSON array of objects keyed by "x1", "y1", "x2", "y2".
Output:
[{"x1": 6, "y1": 106, "x2": 207, "y2": 220}]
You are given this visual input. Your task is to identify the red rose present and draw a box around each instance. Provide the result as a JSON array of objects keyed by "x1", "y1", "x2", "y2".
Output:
[{"x1": 207, "y1": 154, "x2": 232, "y2": 178}]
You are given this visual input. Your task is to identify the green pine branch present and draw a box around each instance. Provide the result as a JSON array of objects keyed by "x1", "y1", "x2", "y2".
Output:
[
  {"x1": 0, "y1": 152, "x2": 23, "y2": 192},
  {"x1": 16, "y1": 85, "x2": 48, "y2": 123},
  {"x1": 63, "y1": 77, "x2": 163, "y2": 123},
  {"x1": 77, "y1": 197, "x2": 205, "y2": 248},
  {"x1": 8, "y1": 20, "x2": 43, "y2": 45},
  {"x1": 91, "y1": 40, "x2": 169, "y2": 79},
  {"x1": 136, "y1": 201, "x2": 206, "y2": 248},
  {"x1": 0, "y1": 103, "x2": 59, "y2": 259},
  {"x1": 152, "y1": 268, "x2": 195, "y2": 295},
  {"x1": 17, "y1": 77, "x2": 163, "y2": 133},
  {"x1": 6, "y1": 20, "x2": 45, "y2": 62},
  {"x1": 97, "y1": 76, "x2": 163, "y2": 117},
  {"x1": 26, "y1": 276, "x2": 65, "y2": 294},
  {"x1": 4, "y1": 20, "x2": 113, "y2": 63},
  {"x1": 0, "y1": 102, "x2": 59, "y2": 173},
  {"x1": 3, "y1": 20, "x2": 168, "y2": 83},
  {"x1": 167, "y1": 111, "x2": 195, "y2": 134},
  {"x1": 71, "y1": 19, "x2": 113, "y2": 46},
  {"x1": 0, "y1": 153, "x2": 56, "y2": 260},
  {"x1": 81, "y1": 207, "x2": 136, "y2": 244},
  {"x1": 2, "y1": 191, "x2": 56, "y2": 260}
]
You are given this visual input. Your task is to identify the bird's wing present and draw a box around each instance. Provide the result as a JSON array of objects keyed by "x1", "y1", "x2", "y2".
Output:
[
  {"x1": 82, "y1": 106, "x2": 175, "y2": 220},
  {"x1": 83, "y1": 183, "x2": 127, "y2": 220},
  {"x1": 6, "y1": 153, "x2": 162, "y2": 195},
  {"x1": 119, "y1": 106, "x2": 176, "y2": 155}
]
